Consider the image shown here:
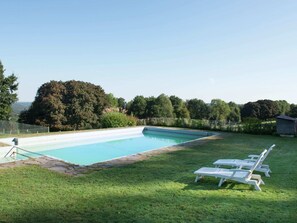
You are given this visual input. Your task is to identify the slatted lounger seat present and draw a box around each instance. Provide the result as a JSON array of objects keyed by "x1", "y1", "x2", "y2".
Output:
[
  {"x1": 213, "y1": 144, "x2": 275, "y2": 177},
  {"x1": 194, "y1": 149, "x2": 267, "y2": 191}
]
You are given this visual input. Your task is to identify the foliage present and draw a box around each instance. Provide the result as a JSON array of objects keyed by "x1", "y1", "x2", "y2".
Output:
[
  {"x1": 241, "y1": 102, "x2": 260, "y2": 118},
  {"x1": 238, "y1": 118, "x2": 276, "y2": 135},
  {"x1": 228, "y1": 102, "x2": 241, "y2": 122},
  {"x1": 100, "y1": 112, "x2": 137, "y2": 128},
  {"x1": 0, "y1": 61, "x2": 18, "y2": 120},
  {"x1": 144, "y1": 96, "x2": 156, "y2": 118},
  {"x1": 209, "y1": 99, "x2": 230, "y2": 121},
  {"x1": 289, "y1": 104, "x2": 297, "y2": 118},
  {"x1": 20, "y1": 80, "x2": 107, "y2": 131},
  {"x1": 117, "y1": 97, "x2": 126, "y2": 110},
  {"x1": 241, "y1": 100, "x2": 279, "y2": 120},
  {"x1": 128, "y1": 95, "x2": 147, "y2": 118},
  {"x1": 258, "y1": 100, "x2": 279, "y2": 120},
  {"x1": 151, "y1": 94, "x2": 174, "y2": 118},
  {"x1": 0, "y1": 134, "x2": 296, "y2": 222},
  {"x1": 275, "y1": 100, "x2": 290, "y2": 115},
  {"x1": 186, "y1": 99, "x2": 209, "y2": 119},
  {"x1": 139, "y1": 117, "x2": 276, "y2": 135},
  {"x1": 169, "y1": 95, "x2": 190, "y2": 118},
  {"x1": 106, "y1": 93, "x2": 118, "y2": 108}
]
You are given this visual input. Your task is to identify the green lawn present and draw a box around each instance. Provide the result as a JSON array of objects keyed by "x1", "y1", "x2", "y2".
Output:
[{"x1": 0, "y1": 133, "x2": 296, "y2": 222}]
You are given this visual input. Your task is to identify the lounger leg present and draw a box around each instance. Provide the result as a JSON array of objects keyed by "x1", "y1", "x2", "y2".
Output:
[
  {"x1": 249, "y1": 180, "x2": 261, "y2": 191},
  {"x1": 254, "y1": 182, "x2": 261, "y2": 191},
  {"x1": 251, "y1": 174, "x2": 265, "y2": 185},
  {"x1": 264, "y1": 171, "x2": 270, "y2": 177},
  {"x1": 218, "y1": 178, "x2": 226, "y2": 187},
  {"x1": 195, "y1": 175, "x2": 203, "y2": 183}
]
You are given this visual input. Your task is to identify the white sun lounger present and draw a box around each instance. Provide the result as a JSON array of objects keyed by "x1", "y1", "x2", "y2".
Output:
[
  {"x1": 194, "y1": 149, "x2": 267, "y2": 191},
  {"x1": 213, "y1": 144, "x2": 275, "y2": 177}
]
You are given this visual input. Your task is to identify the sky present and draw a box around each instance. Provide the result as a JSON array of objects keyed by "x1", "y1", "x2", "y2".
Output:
[{"x1": 0, "y1": 0, "x2": 297, "y2": 104}]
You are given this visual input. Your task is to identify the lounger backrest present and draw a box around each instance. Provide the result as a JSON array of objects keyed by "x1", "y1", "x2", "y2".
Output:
[
  {"x1": 259, "y1": 144, "x2": 275, "y2": 165},
  {"x1": 250, "y1": 149, "x2": 267, "y2": 172}
]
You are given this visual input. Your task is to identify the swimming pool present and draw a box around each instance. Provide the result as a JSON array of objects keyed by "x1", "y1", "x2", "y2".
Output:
[{"x1": 3, "y1": 127, "x2": 211, "y2": 165}]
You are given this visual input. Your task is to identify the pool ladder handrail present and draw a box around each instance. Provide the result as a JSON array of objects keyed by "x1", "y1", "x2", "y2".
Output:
[{"x1": 4, "y1": 146, "x2": 45, "y2": 159}]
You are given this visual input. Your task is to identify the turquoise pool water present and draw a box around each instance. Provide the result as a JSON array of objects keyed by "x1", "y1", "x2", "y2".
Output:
[{"x1": 19, "y1": 130, "x2": 201, "y2": 165}]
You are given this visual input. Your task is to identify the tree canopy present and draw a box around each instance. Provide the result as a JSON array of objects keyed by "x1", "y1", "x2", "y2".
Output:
[
  {"x1": 241, "y1": 100, "x2": 279, "y2": 120},
  {"x1": 0, "y1": 61, "x2": 18, "y2": 120},
  {"x1": 290, "y1": 104, "x2": 297, "y2": 118},
  {"x1": 169, "y1": 95, "x2": 190, "y2": 118},
  {"x1": 228, "y1": 102, "x2": 241, "y2": 122},
  {"x1": 128, "y1": 96, "x2": 147, "y2": 119},
  {"x1": 209, "y1": 99, "x2": 230, "y2": 121},
  {"x1": 186, "y1": 99, "x2": 209, "y2": 119},
  {"x1": 151, "y1": 94, "x2": 174, "y2": 118},
  {"x1": 20, "y1": 80, "x2": 107, "y2": 130}
]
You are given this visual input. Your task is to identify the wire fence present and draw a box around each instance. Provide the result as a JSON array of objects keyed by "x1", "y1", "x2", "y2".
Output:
[{"x1": 0, "y1": 120, "x2": 49, "y2": 135}]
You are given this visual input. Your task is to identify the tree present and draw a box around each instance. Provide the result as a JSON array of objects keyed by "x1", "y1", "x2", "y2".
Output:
[
  {"x1": 128, "y1": 96, "x2": 147, "y2": 118},
  {"x1": 106, "y1": 93, "x2": 118, "y2": 108},
  {"x1": 290, "y1": 104, "x2": 297, "y2": 118},
  {"x1": 117, "y1": 97, "x2": 126, "y2": 110},
  {"x1": 0, "y1": 61, "x2": 18, "y2": 120},
  {"x1": 257, "y1": 100, "x2": 278, "y2": 120},
  {"x1": 20, "y1": 80, "x2": 108, "y2": 130},
  {"x1": 228, "y1": 102, "x2": 241, "y2": 122},
  {"x1": 209, "y1": 99, "x2": 230, "y2": 121},
  {"x1": 20, "y1": 81, "x2": 66, "y2": 129},
  {"x1": 275, "y1": 100, "x2": 290, "y2": 115},
  {"x1": 169, "y1": 95, "x2": 190, "y2": 118},
  {"x1": 145, "y1": 96, "x2": 156, "y2": 118},
  {"x1": 241, "y1": 102, "x2": 261, "y2": 119},
  {"x1": 186, "y1": 99, "x2": 209, "y2": 119},
  {"x1": 151, "y1": 94, "x2": 174, "y2": 118},
  {"x1": 241, "y1": 100, "x2": 279, "y2": 120}
]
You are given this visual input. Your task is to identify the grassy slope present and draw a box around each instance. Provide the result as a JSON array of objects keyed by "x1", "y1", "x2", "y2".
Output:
[{"x1": 0, "y1": 133, "x2": 296, "y2": 223}]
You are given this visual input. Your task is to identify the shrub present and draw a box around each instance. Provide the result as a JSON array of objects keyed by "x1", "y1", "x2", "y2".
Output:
[
  {"x1": 101, "y1": 112, "x2": 137, "y2": 128},
  {"x1": 137, "y1": 117, "x2": 276, "y2": 135}
]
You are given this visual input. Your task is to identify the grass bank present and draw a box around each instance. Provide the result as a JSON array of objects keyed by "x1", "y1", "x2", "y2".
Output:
[{"x1": 0, "y1": 133, "x2": 296, "y2": 222}]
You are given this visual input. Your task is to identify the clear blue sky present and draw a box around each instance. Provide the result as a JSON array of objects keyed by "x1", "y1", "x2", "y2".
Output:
[{"x1": 1, "y1": 0, "x2": 296, "y2": 104}]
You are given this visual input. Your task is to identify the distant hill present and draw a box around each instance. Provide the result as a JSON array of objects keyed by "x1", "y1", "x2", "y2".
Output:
[{"x1": 12, "y1": 102, "x2": 32, "y2": 114}]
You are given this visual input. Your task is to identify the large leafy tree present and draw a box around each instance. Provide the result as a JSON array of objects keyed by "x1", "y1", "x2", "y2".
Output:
[
  {"x1": 241, "y1": 100, "x2": 279, "y2": 120},
  {"x1": 228, "y1": 102, "x2": 241, "y2": 122},
  {"x1": 106, "y1": 93, "x2": 118, "y2": 108},
  {"x1": 145, "y1": 96, "x2": 156, "y2": 118},
  {"x1": 117, "y1": 97, "x2": 126, "y2": 110},
  {"x1": 0, "y1": 61, "x2": 18, "y2": 120},
  {"x1": 241, "y1": 102, "x2": 261, "y2": 119},
  {"x1": 258, "y1": 100, "x2": 279, "y2": 120},
  {"x1": 169, "y1": 95, "x2": 190, "y2": 118},
  {"x1": 289, "y1": 104, "x2": 297, "y2": 118},
  {"x1": 151, "y1": 94, "x2": 174, "y2": 118},
  {"x1": 186, "y1": 99, "x2": 209, "y2": 119},
  {"x1": 209, "y1": 99, "x2": 230, "y2": 121},
  {"x1": 275, "y1": 100, "x2": 290, "y2": 115},
  {"x1": 20, "y1": 80, "x2": 107, "y2": 130},
  {"x1": 128, "y1": 95, "x2": 147, "y2": 118}
]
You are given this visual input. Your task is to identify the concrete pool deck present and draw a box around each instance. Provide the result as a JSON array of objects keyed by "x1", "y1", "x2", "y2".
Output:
[{"x1": 0, "y1": 127, "x2": 221, "y2": 175}]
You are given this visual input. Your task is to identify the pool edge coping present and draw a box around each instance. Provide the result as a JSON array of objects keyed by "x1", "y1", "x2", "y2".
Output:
[{"x1": 0, "y1": 131, "x2": 222, "y2": 175}]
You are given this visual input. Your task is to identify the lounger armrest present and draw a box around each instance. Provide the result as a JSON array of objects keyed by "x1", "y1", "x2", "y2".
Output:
[{"x1": 247, "y1": 155, "x2": 259, "y2": 160}]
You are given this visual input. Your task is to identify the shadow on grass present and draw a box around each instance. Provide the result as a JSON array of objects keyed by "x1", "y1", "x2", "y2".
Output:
[{"x1": 4, "y1": 189, "x2": 297, "y2": 223}]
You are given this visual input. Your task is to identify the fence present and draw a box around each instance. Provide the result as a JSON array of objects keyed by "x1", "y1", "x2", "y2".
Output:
[
  {"x1": 0, "y1": 120, "x2": 49, "y2": 135},
  {"x1": 138, "y1": 118, "x2": 276, "y2": 135}
]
